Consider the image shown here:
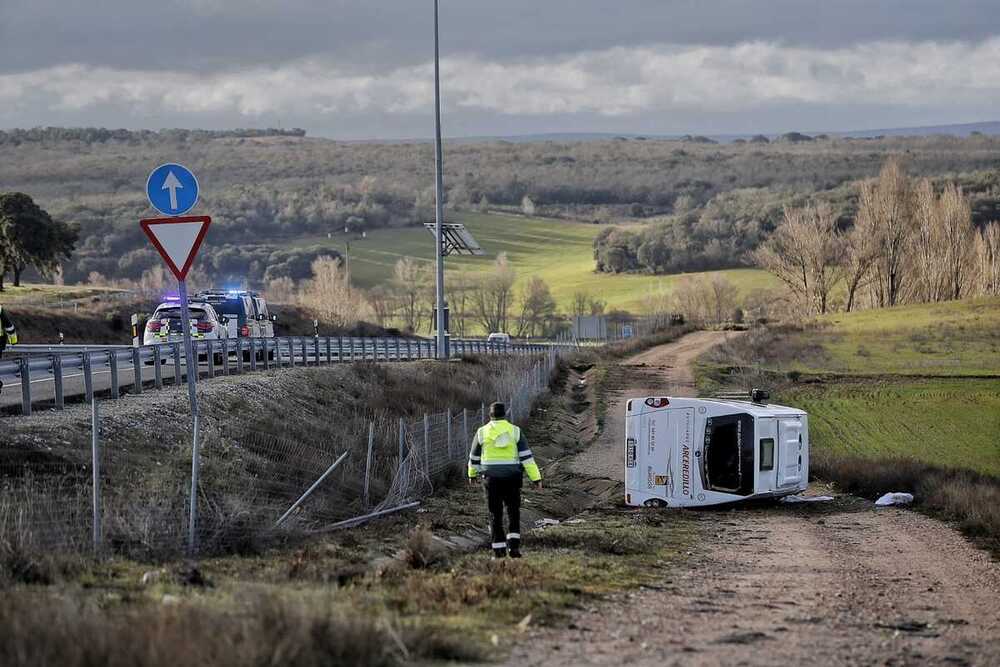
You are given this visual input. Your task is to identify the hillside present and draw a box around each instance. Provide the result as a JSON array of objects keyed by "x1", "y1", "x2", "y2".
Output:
[
  {"x1": 2, "y1": 128, "x2": 1000, "y2": 286},
  {"x1": 295, "y1": 211, "x2": 779, "y2": 312}
]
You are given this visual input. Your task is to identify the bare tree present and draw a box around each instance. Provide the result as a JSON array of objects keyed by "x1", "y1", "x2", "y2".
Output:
[
  {"x1": 367, "y1": 285, "x2": 397, "y2": 327},
  {"x1": 472, "y1": 253, "x2": 517, "y2": 333},
  {"x1": 858, "y1": 158, "x2": 912, "y2": 308},
  {"x1": 753, "y1": 203, "x2": 843, "y2": 314},
  {"x1": 843, "y1": 222, "x2": 879, "y2": 312},
  {"x1": 570, "y1": 291, "x2": 589, "y2": 318},
  {"x1": 515, "y1": 276, "x2": 557, "y2": 337},
  {"x1": 975, "y1": 222, "x2": 1000, "y2": 296},
  {"x1": 391, "y1": 257, "x2": 428, "y2": 332},
  {"x1": 938, "y1": 183, "x2": 975, "y2": 301},
  {"x1": 299, "y1": 257, "x2": 372, "y2": 328}
]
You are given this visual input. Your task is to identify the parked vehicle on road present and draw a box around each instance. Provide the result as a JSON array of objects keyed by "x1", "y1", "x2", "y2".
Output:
[
  {"x1": 195, "y1": 290, "x2": 275, "y2": 339},
  {"x1": 487, "y1": 332, "x2": 511, "y2": 345},
  {"x1": 144, "y1": 299, "x2": 228, "y2": 361},
  {"x1": 624, "y1": 390, "x2": 808, "y2": 508}
]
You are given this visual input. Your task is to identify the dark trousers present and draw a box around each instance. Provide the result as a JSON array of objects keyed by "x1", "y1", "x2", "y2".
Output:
[{"x1": 485, "y1": 475, "x2": 522, "y2": 555}]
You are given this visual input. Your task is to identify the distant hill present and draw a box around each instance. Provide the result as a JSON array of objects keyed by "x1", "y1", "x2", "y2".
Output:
[{"x1": 441, "y1": 121, "x2": 1000, "y2": 144}]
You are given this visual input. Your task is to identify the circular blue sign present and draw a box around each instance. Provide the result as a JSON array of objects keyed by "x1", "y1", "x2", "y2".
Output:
[{"x1": 146, "y1": 163, "x2": 199, "y2": 216}]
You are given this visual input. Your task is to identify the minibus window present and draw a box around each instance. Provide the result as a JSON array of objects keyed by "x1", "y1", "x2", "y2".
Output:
[
  {"x1": 759, "y1": 438, "x2": 775, "y2": 471},
  {"x1": 702, "y1": 413, "x2": 755, "y2": 496}
]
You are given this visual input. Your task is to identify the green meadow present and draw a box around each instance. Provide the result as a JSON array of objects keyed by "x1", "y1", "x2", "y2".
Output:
[{"x1": 291, "y1": 212, "x2": 778, "y2": 312}]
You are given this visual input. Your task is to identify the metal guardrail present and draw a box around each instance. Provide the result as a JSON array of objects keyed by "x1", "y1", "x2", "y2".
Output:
[{"x1": 1, "y1": 336, "x2": 575, "y2": 416}]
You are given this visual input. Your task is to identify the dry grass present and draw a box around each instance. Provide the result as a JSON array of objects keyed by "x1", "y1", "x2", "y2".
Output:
[
  {"x1": 401, "y1": 526, "x2": 444, "y2": 569},
  {"x1": 0, "y1": 592, "x2": 478, "y2": 667},
  {"x1": 814, "y1": 452, "x2": 1000, "y2": 551}
]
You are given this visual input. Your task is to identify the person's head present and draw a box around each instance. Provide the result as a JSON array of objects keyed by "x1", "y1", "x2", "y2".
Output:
[{"x1": 489, "y1": 402, "x2": 506, "y2": 420}]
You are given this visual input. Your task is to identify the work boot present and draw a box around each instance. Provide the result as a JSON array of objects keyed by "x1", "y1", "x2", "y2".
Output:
[
  {"x1": 492, "y1": 547, "x2": 507, "y2": 559},
  {"x1": 507, "y1": 534, "x2": 521, "y2": 558}
]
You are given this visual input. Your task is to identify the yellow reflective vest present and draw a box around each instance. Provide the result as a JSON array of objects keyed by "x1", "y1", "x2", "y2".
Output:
[
  {"x1": 468, "y1": 419, "x2": 542, "y2": 482},
  {"x1": 0, "y1": 305, "x2": 17, "y2": 346}
]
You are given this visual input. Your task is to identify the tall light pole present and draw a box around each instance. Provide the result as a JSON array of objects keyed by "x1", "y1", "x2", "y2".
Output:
[{"x1": 432, "y1": 0, "x2": 447, "y2": 358}]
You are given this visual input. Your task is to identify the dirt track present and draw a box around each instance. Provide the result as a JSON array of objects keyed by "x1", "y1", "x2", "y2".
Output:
[{"x1": 511, "y1": 332, "x2": 1000, "y2": 666}]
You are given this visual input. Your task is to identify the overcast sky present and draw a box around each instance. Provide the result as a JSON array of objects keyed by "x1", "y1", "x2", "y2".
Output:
[{"x1": 1, "y1": 1, "x2": 998, "y2": 139}]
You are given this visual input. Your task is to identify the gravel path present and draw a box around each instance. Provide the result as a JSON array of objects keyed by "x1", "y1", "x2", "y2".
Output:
[
  {"x1": 569, "y1": 330, "x2": 738, "y2": 482},
  {"x1": 508, "y1": 332, "x2": 1000, "y2": 666}
]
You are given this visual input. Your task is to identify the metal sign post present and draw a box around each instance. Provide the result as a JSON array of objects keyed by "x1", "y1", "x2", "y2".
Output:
[
  {"x1": 140, "y1": 166, "x2": 210, "y2": 554},
  {"x1": 176, "y1": 278, "x2": 201, "y2": 552}
]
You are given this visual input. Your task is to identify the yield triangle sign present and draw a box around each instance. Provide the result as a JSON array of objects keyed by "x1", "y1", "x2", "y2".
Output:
[{"x1": 140, "y1": 215, "x2": 212, "y2": 280}]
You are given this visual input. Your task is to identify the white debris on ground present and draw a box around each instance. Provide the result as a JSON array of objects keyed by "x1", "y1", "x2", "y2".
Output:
[
  {"x1": 779, "y1": 494, "x2": 835, "y2": 503},
  {"x1": 875, "y1": 492, "x2": 914, "y2": 506},
  {"x1": 534, "y1": 518, "x2": 561, "y2": 528}
]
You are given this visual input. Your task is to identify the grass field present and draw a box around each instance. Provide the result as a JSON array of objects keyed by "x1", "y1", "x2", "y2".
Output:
[
  {"x1": 735, "y1": 297, "x2": 1000, "y2": 377},
  {"x1": 291, "y1": 212, "x2": 779, "y2": 312},
  {"x1": 0, "y1": 283, "x2": 125, "y2": 305},
  {"x1": 779, "y1": 379, "x2": 1000, "y2": 477}
]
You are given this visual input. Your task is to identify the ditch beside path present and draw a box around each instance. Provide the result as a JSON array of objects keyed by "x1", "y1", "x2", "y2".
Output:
[{"x1": 509, "y1": 331, "x2": 1000, "y2": 666}]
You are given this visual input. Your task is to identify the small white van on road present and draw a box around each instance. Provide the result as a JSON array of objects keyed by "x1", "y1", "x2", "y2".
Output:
[{"x1": 624, "y1": 391, "x2": 808, "y2": 507}]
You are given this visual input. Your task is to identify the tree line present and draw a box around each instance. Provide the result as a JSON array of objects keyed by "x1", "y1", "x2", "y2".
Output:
[
  {"x1": 4, "y1": 129, "x2": 1000, "y2": 286},
  {"x1": 754, "y1": 158, "x2": 1000, "y2": 314}
]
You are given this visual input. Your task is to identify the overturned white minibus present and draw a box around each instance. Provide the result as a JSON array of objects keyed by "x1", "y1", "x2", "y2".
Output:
[{"x1": 624, "y1": 391, "x2": 808, "y2": 507}]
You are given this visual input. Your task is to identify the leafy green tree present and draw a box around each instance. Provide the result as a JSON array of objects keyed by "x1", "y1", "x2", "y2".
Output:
[{"x1": 0, "y1": 192, "x2": 78, "y2": 290}]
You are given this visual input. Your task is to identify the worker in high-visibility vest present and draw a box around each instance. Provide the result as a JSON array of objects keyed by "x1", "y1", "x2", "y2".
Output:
[
  {"x1": 0, "y1": 304, "x2": 17, "y2": 356},
  {"x1": 0, "y1": 304, "x2": 17, "y2": 394},
  {"x1": 468, "y1": 402, "x2": 542, "y2": 558}
]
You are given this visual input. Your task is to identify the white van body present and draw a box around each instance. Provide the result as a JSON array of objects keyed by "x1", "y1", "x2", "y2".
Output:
[{"x1": 624, "y1": 396, "x2": 808, "y2": 508}]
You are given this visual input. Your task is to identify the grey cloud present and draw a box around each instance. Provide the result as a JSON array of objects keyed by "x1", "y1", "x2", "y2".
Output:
[{"x1": 1, "y1": 0, "x2": 998, "y2": 74}]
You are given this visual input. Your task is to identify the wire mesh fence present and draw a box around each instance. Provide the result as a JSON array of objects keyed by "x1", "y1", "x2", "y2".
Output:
[{"x1": 1, "y1": 348, "x2": 562, "y2": 562}]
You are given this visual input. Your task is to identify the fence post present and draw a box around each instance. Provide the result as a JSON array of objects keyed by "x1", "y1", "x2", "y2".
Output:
[
  {"x1": 92, "y1": 398, "x2": 102, "y2": 554},
  {"x1": 364, "y1": 421, "x2": 375, "y2": 509},
  {"x1": 407, "y1": 338, "x2": 413, "y2": 360},
  {"x1": 326, "y1": 337, "x2": 332, "y2": 364},
  {"x1": 125, "y1": 348, "x2": 140, "y2": 396},
  {"x1": 53, "y1": 354, "x2": 65, "y2": 410},
  {"x1": 446, "y1": 408, "x2": 452, "y2": 459},
  {"x1": 480, "y1": 402, "x2": 485, "y2": 425},
  {"x1": 423, "y1": 414, "x2": 430, "y2": 478},
  {"x1": 222, "y1": 338, "x2": 230, "y2": 375},
  {"x1": 398, "y1": 418, "x2": 406, "y2": 475},
  {"x1": 83, "y1": 352, "x2": 94, "y2": 403},
  {"x1": 109, "y1": 350, "x2": 120, "y2": 398},
  {"x1": 395, "y1": 337, "x2": 401, "y2": 361},
  {"x1": 463, "y1": 408, "x2": 469, "y2": 446}
]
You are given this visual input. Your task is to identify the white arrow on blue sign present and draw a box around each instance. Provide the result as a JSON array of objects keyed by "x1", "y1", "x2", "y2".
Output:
[{"x1": 146, "y1": 163, "x2": 199, "y2": 216}]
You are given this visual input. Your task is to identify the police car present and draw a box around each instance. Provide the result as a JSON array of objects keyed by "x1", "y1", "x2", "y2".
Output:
[
  {"x1": 194, "y1": 290, "x2": 275, "y2": 339},
  {"x1": 143, "y1": 298, "x2": 229, "y2": 359}
]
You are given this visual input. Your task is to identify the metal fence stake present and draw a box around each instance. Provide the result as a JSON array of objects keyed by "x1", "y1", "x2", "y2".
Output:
[
  {"x1": 222, "y1": 339, "x2": 230, "y2": 375},
  {"x1": 275, "y1": 450, "x2": 350, "y2": 528},
  {"x1": 92, "y1": 398, "x2": 101, "y2": 554},
  {"x1": 462, "y1": 408, "x2": 468, "y2": 446},
  {"x1": 446, "y1": 408, "x2": 452, "y2": 459},
  {"x1": 423, "y1": 413, "x2": 430, "y2": 478},
  {"x1": 363, "y1": 422, "x2": 375, "y2": 509},
  {"x1": 398, "y1": 418, "x2": 406, "y2": 475},
  {"x1": 207, "y1": 341, "x2": 215, "y2": 378}
]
